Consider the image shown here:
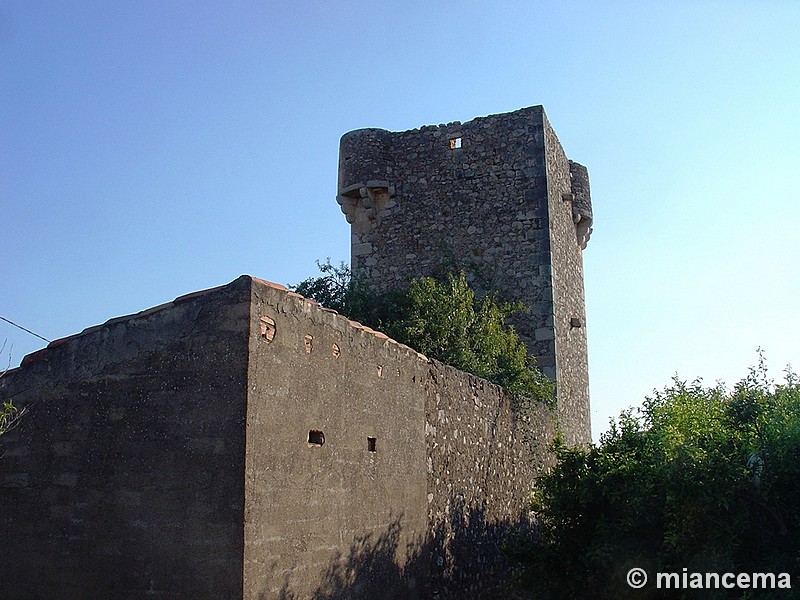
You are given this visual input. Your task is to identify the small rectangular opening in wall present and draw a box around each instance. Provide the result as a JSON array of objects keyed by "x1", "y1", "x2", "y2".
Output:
[
  {"x1": 449, "y1": 137, "x2": 462, "y2": 149},
  {"x1": 259, "y1": 316, "x2": 276, "y2": 342},
  {"x1": 367, "y1": 437, "x2": 377, "y2": 452},
  {"x1": 308, "y1": 430, "x2": 325, "y2": 446}
]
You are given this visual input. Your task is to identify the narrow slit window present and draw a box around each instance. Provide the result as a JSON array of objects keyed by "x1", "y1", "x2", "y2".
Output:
[
  {"x1": 367, "y1": 437, "x2": 377, "y2": 452},
  {"x1": 449, "y1": 137, "x2": 462, "y2": 149},
  {"x1": 308, "y1": 430, "x2": 325, "y2": 446}
]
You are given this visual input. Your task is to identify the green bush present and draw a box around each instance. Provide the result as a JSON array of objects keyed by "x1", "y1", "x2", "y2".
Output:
[{"x1": 511, "y1": 356, "x2": 800, "y2": 599}]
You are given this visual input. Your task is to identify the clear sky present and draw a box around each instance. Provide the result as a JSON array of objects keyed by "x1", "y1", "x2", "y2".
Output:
[{"x1": 2, "y1": 1, "x2": 798, "y2": 441}]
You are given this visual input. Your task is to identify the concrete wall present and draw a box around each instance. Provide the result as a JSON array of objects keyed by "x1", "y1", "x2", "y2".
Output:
[{"x1": 0, "y1": 278, "x2": 251, "y2": 599}]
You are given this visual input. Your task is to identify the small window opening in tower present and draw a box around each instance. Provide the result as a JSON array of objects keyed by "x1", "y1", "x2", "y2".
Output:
[
  {"x1": 308, "y1": 430, "x2": 325, "y2": 446},
  {"x1": 367, "y1": 437, "x2": 377, "y2": 452},
  {"x1": 449, "y1": 137, "x2": 462, "y2": 149},
  {"x1": 304, "y1": 334, "x2": 313, "y2": 354}
]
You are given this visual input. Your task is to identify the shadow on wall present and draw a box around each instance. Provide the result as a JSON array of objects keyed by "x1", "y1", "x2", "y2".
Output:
[
  {"x1": 273, "y1": 517, "x2": 421, "y2": 600},
  {"x1": 271, "y1": 501, "x2": 532, "y2": 600}
]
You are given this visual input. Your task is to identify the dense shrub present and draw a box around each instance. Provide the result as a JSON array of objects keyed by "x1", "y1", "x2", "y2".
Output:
[{"x1": 511, "y1": 356, "x2": 800, "y2": 599}]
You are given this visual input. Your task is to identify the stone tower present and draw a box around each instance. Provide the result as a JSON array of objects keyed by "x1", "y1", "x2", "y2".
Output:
[{"x1": 337, "y1": 106, "x2": 592, "y2": 444}]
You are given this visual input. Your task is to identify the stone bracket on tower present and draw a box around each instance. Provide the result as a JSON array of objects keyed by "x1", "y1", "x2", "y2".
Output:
[
  {"x1": 336, "y1": 180, "x2": 397, "y2": 236},
  {"x1": 573, "y1": 212, "x2": 593, "y2": 250},
  {"x1": 568, "y1": 161, "x2": 593, "y2": 250}
]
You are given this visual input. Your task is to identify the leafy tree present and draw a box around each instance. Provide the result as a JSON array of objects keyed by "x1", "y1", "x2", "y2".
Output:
[
  {"x1": 395, "y1": 274, "x2": 552, "y2": 403},
  {"x1": 511, "y1": 357, "x2": 800, "y2": 599},
  {"x1": 292, "y1": 260, "x2": 553, "y2": 405},
  {"x1": 293, "y1": 260, "x2": 410, "y2": 336},
  {"x1": 292, "y1": 259, "x2": 353, "y2": 315}
]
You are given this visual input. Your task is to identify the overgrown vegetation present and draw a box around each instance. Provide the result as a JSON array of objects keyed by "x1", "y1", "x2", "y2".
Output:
[
  {"x1": 0, "y1": 342, "x2": 26, "y2": 438},
  {"x1": 0, "y1": 400, "x2": 24, "y2": 437},
  {"x1": 0, "y1": 340, "x2": 26, "y2": 435},
  {"x1": 292, "y1": 260, "x2": 553, "y2": 405},
  {"x1": 510, "y1": 355, "x2": 800, "y2": 599}
]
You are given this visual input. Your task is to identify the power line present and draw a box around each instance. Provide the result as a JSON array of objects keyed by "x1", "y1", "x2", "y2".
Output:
[{"x1": 0, "y1": 316, "x2": 51, "y2": 344}]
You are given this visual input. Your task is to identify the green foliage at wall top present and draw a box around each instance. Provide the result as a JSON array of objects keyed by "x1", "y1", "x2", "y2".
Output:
[{"x1": 292, "y1": 260, "x2": 553, "y2": 406}]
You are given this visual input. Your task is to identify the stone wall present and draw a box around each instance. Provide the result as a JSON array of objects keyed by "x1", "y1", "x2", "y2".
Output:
[
  {"x1": 243, "y1": 278, "x2": 431, "y2": 599},
  {"x1": 337, "y1": 107, "x2": 554, "y2": 365},
  {"x1": 543, "y1": 116, "x2": 592, "y2": 446},
  {"x1": 243, "y1": 278, "x2": 554, "y2": 599},
  {"x1": 0, "y1": 278, "x2": 251, "y2": 599},
  {"x1": 423, "y1": 362, "x2": 554, "y2": 598},
  {"x1": 0, "y1": 106, "x2": 592, "y2": 597},
  {"x1": 337, "y1": 105, "x2": 592, "y2": 444},
  {"x1": 0, "y1": 276, "x2": 555, "y2": 599}
]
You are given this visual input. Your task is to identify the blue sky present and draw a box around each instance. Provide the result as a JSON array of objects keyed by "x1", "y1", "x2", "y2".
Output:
[{"x1": 2, "y1": 1, "x2": 798, "y2": 440}]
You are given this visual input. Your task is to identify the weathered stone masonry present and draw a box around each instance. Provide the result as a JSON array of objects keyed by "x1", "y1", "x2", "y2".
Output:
[
  {"x1": 337, "y1": 105, "x2": 592, "y2": 445},
  {"x1": 1, "y1": 105, "x2": 591, "y2": 598},
  {"x1": 1, "y1": 279, "x2": 251, "y2": 599},
  {"x1": 1, "y1": 276, "x2": 553, "y2": 599}
]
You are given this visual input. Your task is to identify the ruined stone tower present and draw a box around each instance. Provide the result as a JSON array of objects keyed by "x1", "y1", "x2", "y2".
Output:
[{"x1": 337, "y1": 106, "x2": 593, "y2": 444}]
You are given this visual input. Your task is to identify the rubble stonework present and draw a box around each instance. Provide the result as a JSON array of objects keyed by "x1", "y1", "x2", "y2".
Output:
[
  {"x1": 0, "y1": 277, "x2": 553, "y2": 599},
  {"x1": 338, "y1": 106, "x2": 592, "y2": 445},
  {"x1": 0, "y1": 106, "x2": 592, "y2": 598}
]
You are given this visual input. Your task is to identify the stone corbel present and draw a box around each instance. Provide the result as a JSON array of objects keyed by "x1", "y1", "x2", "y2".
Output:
[
  {"x1": 573, "y1": 211, "x2": 593, "y2": 250},
  {"x1": 567, "y1": 161, "x2": 593, "y2": 250},
  {"x1": 336, "y1": 181, "x2": 397, "y2": 232},
  {"x1": 562, "y1": 191, "x2": 593, "y2": 250}
]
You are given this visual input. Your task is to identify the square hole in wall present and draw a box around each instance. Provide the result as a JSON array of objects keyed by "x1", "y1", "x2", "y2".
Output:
[
  {"x1": 308, "y1": 430, "x2": 325, "y2": 446},
  {"x1": 449, "y1": 137, "x2": 462, "y2": 149},
  {"x1": 367, "y1": 437, "x2": 377, "y2": 452}
]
